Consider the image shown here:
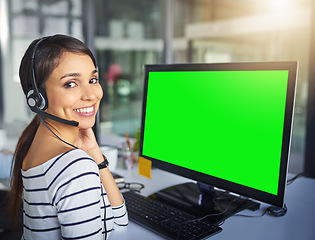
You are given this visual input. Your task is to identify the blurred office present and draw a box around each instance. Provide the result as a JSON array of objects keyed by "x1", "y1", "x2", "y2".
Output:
[{"x1": 0, "y1": 0, "x2": 314, "y2": 176}]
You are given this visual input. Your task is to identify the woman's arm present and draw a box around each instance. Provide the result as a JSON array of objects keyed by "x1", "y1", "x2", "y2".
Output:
[{"x1": 77, "y1": 128, "x2": 124, "y2": 207}]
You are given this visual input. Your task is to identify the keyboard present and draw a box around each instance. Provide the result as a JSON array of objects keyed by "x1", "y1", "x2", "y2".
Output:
[{"x1": 122, "y1": 191, "x2": 222, "y2": 240}]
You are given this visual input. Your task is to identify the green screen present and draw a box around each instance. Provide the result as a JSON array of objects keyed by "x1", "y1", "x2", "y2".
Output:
[{"x1": 142, "y1": 70, "x2": 289, "y2": 195}]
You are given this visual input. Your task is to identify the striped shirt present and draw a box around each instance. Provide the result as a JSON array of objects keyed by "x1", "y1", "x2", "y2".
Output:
[{"x1": 21, "y1": 149, "x2": 128, "y2": 240}]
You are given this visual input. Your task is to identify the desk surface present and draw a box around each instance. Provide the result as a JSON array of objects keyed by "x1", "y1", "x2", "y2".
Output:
[{"x1": 111, "y1": 165, "x2": 315, "y2": 240}]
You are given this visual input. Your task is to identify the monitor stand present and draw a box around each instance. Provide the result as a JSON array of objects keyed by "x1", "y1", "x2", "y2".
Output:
[{"x1": 149, "y1": 182, "x2": 260, "y2": 225}]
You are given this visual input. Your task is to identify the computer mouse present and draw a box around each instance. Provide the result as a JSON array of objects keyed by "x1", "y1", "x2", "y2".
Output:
[{"x1": 266, "y1": 204, "x2": 287, "y2": 217}]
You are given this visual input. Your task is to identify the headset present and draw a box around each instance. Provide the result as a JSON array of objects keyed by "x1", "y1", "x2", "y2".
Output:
[{"x1": 26, "y1": 37, "x2": 79, "y2": 127}]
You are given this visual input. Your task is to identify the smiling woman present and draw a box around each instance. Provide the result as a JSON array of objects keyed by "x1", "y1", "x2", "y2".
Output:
[
  {"x1": 8, "y1": 34, "x2": 128, "y2": 240},
  {"x1": 44, "y1": 52, "x2": 103, "y2": 130}
]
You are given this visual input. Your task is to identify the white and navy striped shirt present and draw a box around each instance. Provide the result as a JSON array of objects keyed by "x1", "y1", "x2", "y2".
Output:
[{"x1": 21, "y1": 149, "x2": 128, "y2": 240}]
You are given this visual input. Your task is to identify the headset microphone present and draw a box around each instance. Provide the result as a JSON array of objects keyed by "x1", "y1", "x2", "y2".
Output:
[{"x1": 26, "y1": 37, "x2": 79, "y2": 127}]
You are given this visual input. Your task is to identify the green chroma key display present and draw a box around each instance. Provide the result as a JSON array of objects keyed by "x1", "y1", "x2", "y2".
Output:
[{"x1": 142, "y1": 70, "x2": 289, "y2": 195}]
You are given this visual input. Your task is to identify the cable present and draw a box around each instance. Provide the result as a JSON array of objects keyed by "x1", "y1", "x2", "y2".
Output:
[
  {"x1": 233, "y1": 172, "x2": 303, "y2": 219},
  {"x1": 173, "y1": 172, "x2": 301, "y2": 240},
  {"x1": 38, "y1": 115, "x2": 78, "y2": 150},
  {"x1": 287, "y1": 172, "x2": 304, "y2": 185},
  {"x1": 175, "y1": 194, "x2": 241, "y2": 240}
]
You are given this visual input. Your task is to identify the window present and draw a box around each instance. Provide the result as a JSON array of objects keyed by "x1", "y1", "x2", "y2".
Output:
[{"x1": 0, "y1": 0, "x2": 312, "y2": 177}]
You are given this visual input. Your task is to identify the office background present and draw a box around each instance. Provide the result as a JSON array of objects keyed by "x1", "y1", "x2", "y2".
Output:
[{"x1": 0, "y1": 0, "x2": 314, "y2": 178}]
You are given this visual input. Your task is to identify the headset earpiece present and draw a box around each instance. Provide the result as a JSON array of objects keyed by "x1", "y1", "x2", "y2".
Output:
[
  {"x1": 26, "y1": 88, "x2": 48, "y2": 112},
  {"x1": 25, "y1": 36, "x2": 79, "y2": 127}
]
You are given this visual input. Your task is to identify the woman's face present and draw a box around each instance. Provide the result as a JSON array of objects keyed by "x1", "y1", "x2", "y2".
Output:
[{"x1": 45, "y1": 52, "x2": 103, "y2": 129}]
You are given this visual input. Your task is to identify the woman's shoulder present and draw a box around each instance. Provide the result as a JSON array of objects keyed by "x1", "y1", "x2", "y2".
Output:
[
  {"x1": 49, "y1": 148, "x2": 96, "y2": 171},
  {"x1": 60, "y1": 148, "x2": 92, "y2": 160},
  {"x1": 22, "y1": 148, "x2": 96, "y2": 176}
]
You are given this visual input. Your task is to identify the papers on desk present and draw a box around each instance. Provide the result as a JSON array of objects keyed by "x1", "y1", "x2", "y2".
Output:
[
  {"x1": 112, "y1": 172, "x2": 125, "y2": 183},
  {"x1": 0, "y1": 181, "x2": 9, "y2": 191},
  {"x1": 0, "y1": 151, "x2": 12, "y2": 179}
]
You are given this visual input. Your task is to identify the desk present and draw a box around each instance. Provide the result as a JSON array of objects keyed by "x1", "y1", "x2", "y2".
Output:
[{"x1": 111, "y1": 166, "x2": 315, "y2": 240}]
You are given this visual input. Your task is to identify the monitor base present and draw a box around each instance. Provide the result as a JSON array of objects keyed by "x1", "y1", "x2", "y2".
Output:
[{"x1": 149, "y1": 181, "x2": 260, "y2": 225}]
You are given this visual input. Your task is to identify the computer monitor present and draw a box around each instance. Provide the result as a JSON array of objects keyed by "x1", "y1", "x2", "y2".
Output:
[{"x1": 139, "y1": 61, "x2": 298, "y2": 222}]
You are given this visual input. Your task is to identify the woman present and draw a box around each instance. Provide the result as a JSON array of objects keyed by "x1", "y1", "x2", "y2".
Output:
[{"x1": 9, "y1": 34, "x2": 128, "y2": 239}]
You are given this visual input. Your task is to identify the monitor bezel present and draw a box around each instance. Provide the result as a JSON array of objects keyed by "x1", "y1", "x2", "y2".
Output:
[{"x1": 139, "y1": 61, "x2": 298, "y2": 207}]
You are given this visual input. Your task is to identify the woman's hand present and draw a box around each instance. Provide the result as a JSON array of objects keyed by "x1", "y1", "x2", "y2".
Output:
[{"x1": 77, "y1": 128, "x2": 103, "y2": 164}]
